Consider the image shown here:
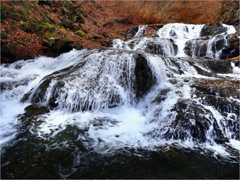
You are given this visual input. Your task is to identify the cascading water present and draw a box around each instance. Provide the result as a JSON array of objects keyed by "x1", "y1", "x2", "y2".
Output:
[
  {"x1": 113, "y1": 23, "x2": 237, "y2": 59},
  {"x1": 1, "y1": 23, "x2": 239, "y2": 179}
]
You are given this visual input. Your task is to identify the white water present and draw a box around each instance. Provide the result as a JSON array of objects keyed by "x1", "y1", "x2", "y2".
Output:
[
  {"x1": 134, "y1": 25, "x2": 148, "y2": 37},
  {"x1": 113, "y1": 23, "x2": 236, "y2": 59},
  {"x1": 157, "y1": 23, "x2": 204, "y2": 56},
  {"x1": 1, "y1": 24, "x2": 239, "y2": 158}
]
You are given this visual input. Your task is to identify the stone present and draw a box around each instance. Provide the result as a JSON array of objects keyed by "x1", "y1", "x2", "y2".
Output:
[
  {"x1": 200, "y1": 23, "x2": 227, "y2": 37},
  {"x1": 133, "y1": 53, "x2": 156, "y2": 98},
  {"x1": 126, "y1": 26, "x2": 140, "y2": 38},
  {"x1": 24, "y1": 104, "x2": 49, "y2": 117},
  {"x1": 220, "y1": 34, "x2": 239, "y2": 59}
]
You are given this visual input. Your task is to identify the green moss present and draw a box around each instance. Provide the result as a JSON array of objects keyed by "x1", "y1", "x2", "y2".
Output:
[
  {"x1": 75, "y1": 45, "x2": 83, "y2": 50},
  {"x1": 74, "y1": 30, "x2": 88, "y2": 39},
  {"x1": 1, "y1": 32, "x2": 8, "y2": 39},
  {"x1": 43, "y1": 30, "x2": 57, "y2": 44}
]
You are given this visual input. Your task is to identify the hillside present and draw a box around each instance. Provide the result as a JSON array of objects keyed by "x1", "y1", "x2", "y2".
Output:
[{"x1": 1, "y1": 0, "x2": 239, "y2": 63}]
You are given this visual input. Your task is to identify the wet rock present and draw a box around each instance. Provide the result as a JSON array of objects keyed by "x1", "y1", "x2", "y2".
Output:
[
  {"x1": 21, "y1": 49, "x2": 156, "y2": 112},
  {"x1": 162, "y1": 100, "x2": 229, "y2": 144},
  {"x1": 24, "y1": 104, "x2": 49, "y2": 117},
  {"x1": 225, "y1": 116, "x2": 240, "y2": 140},
  {"x1": 220, "y1": 34, "x2": 239, "y2": 59},
  {"x1": 27, "y1": 79, "x2": 52, "y2": 103},
  {"x1": 48, "y1": 81, "x2": 65, "y2": 109},
  {"x1": 200, "y1": 23, "x2": 227, "y2": 37},
  {"x1": 184, "y1": 34, "x2": 228, "y2": 59},
  {"x1": 193, "y1": 78, "x2": 239, "y2": 98},
  {"x1": 99, "y1": 40, "x2": 113, "y2": 47},
  {"x1": 126, "y1": 26, "x2": 139, "y2": 38},
  {"x1": 215, "y1": 38, "x2": 225, "y2": 52},
  {"x1": 126, "y1": 26, "x2": 146, "y2": 38},
  {"x1": 133, "y1": 53, "x2": 156, "y2": 98},
  {"x1": 200, "y1": 95, "x2": 239, "y2": 115},
  {"x1": 1, "y1": 76, "x2": 37, "y2": 91},
  {"x1": 121, "y1": 37, "x2": 178, "y2": 56},
  {"x1": 212, "y1": 120, "x2": 229, "y2": 144},
  {"x1": 19, "y1": 104, "x2": 49, "y2": 126},
  {"x1": 145, "y1": 39, "x2": 178, "y2": 56},
  {"x1": 167, "y1": 101, "x2": 212, "y2": 143},
  {"x1": 184, "y1": 39, "x2": 207, "y2": 57},
  {"x1": 198, "y1": 59, "x2": 232, "y2": 74}
]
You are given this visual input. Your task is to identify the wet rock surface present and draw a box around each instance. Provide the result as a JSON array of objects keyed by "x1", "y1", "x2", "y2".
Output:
[
  {"x1": 21, "y1": 49, "x2": 156, "y2": 111},
  {"x1": 134, "y1": 53, "x2": 156, "y2": 98},
  {"x1": 220, "y1": 34, "x2": 240, "y2": 59},
  {"x1": 200, "y1": 23, "x2": 227, "y2": 37},
  {"x1": 126, "y1": 26, "x2": 146, "y2": 38},
  {"x1": 184, "y1": 38, "x2": 208, "y2": 57}
]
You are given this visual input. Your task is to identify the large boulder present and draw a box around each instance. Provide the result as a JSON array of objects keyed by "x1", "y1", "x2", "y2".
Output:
[
  {"x1": 21, "y1": 49, "x2": 156, "y2": 112},
  {"x1": 200, "y1": 23, "x2": 227, "y2": 37}
]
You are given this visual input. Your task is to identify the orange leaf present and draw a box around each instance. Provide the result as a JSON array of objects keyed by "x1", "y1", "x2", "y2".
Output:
[{"x1": 31, "y1": 164, "x2": 37, "y2": 167}]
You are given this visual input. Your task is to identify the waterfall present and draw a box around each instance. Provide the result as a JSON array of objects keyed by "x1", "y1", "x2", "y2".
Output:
[
  {"x1": 114, "y1": 23, "x2": 237, "y2": 59},
  {"x1": 1, "y1": 23, "x2": 239, "y2": 179}
]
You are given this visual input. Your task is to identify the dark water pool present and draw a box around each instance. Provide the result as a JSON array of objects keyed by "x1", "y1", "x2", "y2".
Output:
[{"x1": 1, "y1": 125, "x2": 239, "y2": 179}]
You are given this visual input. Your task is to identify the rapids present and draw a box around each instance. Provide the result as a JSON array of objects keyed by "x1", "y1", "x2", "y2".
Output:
[{"x1": 1, "y1": 23, "x2": 239, "y2": 178}]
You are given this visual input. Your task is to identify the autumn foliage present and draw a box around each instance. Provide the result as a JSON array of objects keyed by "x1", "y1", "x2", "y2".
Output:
[{"x1": 122, "y1": 1, "x2": 222, "y2": 24}]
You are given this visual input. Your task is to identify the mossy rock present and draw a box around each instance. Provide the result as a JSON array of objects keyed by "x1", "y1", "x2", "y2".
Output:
[
  {"x1": 74, "y1": 30, "x2": 88, "y2": 39},
  {"x1": 42, "y1": 30, "x2": 58, "y2": 45},
  {"x1": 42, "y1": 37, "x2": 74, "y2": 57}
]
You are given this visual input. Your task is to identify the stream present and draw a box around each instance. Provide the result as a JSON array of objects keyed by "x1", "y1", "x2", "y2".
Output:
[{"x1": 1, "y1": 23, "x2": 239, "y2": 178}]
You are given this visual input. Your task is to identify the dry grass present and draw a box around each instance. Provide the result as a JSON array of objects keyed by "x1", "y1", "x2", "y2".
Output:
[{"x1": 121, "y1": 1, "x2": 222, "y2": 24}]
